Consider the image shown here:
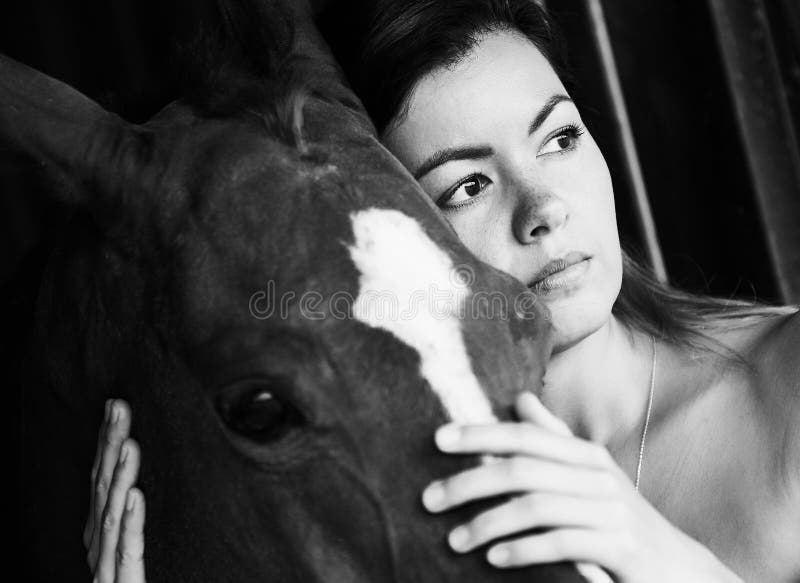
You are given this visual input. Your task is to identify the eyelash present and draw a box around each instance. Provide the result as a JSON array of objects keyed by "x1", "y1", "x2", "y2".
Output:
[
  {"x1": 434, "y1": 122, "x2": 587, "y2": 209},
  {"x1": 541, "y1": 123, "x2": 586, "y2": 155},
  {"x1": 436, "y1": 172, "x2": 489, "y2": 209}
]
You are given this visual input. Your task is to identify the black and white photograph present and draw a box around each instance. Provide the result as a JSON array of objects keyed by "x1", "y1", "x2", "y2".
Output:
[{"x1": 4, "y1": 1, "x2": 799, "y2": 581}]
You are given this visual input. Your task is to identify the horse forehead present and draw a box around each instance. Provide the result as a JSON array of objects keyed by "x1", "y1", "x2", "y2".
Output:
[
  {"x1": 186, "y1": 129, "x2": 295, "y2": 187},
  {"x1": 347, "y1": 208, "x2": 497, "y2": 425},
  {"x1": 172, "y1": 130, "x2": 339, "y2": 236}
]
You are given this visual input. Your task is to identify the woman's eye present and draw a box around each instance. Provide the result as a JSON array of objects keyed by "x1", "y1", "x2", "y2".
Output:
[
  {"x1": 539, "y1": 124, "x2": 585, "y2": 156},
  {"x1": 216, "y1": 381, "x2": 305, "y2": 443},
  {"x1": 437, "y1": 174, "x2": 492, "y2": 208}
]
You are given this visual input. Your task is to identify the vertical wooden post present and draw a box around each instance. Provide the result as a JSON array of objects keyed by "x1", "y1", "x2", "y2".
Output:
[
  {"x1": 708, "y1": 0, "x2": 800, "y2": 304},
  {"x1": 583, "y1": 0, "x2": 668, "y2": 283}
]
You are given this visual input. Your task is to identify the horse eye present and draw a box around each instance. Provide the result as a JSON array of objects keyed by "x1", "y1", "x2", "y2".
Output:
[{"x1": 217, "y1": 381, "x2": 304, "y2": 443}]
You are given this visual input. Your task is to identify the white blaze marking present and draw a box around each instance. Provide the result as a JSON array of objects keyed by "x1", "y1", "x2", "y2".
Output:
[{"x1": 348, "y1": 208, "x2": 496, "y2": 425}]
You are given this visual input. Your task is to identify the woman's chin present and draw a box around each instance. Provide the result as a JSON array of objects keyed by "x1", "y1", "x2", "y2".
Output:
[{"x1": 545, "y1": 297, "x2": 613, "y2": 353}]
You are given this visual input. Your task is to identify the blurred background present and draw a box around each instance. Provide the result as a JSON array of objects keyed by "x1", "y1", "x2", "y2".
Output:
[{"x1": 3, "y1": 0, "x2": 799, "y2": 578}]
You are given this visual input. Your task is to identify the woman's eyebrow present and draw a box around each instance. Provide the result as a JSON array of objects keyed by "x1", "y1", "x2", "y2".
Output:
[
  {"x1": 413, "y1": 93, "x2": 573, "y2": 180},
  {"x1": 413, "y1": 145, "x2": 493, "y2": 180},
  {"x1": 529, "y1": 94, "x2": 573, "y2": 135}
]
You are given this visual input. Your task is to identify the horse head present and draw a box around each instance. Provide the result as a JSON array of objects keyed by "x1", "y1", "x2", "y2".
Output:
[{"x1": 8, "y1": 1, "x2": 585, "y2": 581}]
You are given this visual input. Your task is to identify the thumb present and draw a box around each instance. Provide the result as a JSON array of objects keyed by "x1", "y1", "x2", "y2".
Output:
[
  {"x1": 576, "y1": 562, "x2": 614, "y2": 583},
  {"x1": 516, "y1": 392, "x2": 573, "y2": 437}
]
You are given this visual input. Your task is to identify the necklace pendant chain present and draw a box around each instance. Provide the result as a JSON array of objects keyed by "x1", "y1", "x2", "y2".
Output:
[{"x1": 635, "y1": 336, "x2": 657, "y2": 492}]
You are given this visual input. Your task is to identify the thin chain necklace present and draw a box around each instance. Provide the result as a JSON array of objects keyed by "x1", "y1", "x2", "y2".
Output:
[{"x1": 634, "y1": 336, "x2": 657, "y2": 492}]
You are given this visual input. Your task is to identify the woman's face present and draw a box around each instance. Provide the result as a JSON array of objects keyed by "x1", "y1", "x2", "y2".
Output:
[{"x1": 383, "y1": 30, "x2": 622, "y2": 350}]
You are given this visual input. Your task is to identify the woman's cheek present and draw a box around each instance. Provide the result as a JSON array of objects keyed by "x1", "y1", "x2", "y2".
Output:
[
  {"x1": 572, "y1": 144, "x2": 617, "y2": 230},
  {"x1": 582, "y1": 140, "x2": 615, "y2": 206},
  {"x1": 460, "y1": 225, "x2": 508, "y2": 271}
]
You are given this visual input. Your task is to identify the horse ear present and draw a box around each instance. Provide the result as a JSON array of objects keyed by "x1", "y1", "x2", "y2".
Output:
[{"x1": 0, "y1": 54, "x2": 148, "y2": 212}]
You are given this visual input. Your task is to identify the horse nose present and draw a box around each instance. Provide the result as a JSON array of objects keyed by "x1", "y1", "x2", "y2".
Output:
[{"x1": 512, "y1": 191, "x2": 569, "y2": 244}]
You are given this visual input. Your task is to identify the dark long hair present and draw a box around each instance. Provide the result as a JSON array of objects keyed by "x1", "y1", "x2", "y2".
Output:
[{"x1": 325, "y1": 0, "x2": 796, "y2": 355}]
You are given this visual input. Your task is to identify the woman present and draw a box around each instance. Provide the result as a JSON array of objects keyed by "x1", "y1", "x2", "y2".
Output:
[{"x1": 85, "y1": 1, "x2": 800, "y2": 581}]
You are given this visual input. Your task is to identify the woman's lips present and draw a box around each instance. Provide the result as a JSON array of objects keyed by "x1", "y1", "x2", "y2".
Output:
[{"x1": 529, "y1": 254, "x2": 591, "y2": 293}]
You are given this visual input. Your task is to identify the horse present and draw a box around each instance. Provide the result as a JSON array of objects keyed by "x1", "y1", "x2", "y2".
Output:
[{"x1": 9, "y1": 1, "x2": 586, "y2": 581}]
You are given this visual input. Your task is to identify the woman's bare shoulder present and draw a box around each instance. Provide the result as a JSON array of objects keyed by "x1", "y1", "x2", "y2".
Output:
[
  {"x1": 756, "y1": 308, "x2": 800, "y2": 385},
  {"x1": 750, "y1": 309, "x2": 800, "y2": 496}
]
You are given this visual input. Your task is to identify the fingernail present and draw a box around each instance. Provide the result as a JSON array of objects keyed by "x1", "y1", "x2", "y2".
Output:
[
  {"x1": 104, "y1": 399, "x2": 113, "y2": 421},
  {"x1": 120, "y1": 443, "x2": 130, "y2": 464},
  {"x1": 111, "y1": 402, "x2": 121, "y2": 425},
  {"x1": 126, "y1": 490, "x2": 137, "y2": 512},
  {"x1": 487, "y1": 545, "x2": 510, "y2": 566},
  {"x1": 422, "y1": 482, "x2": 445, "y2": 511},
  {"x1": 448, "y1": 526, "x2": 470, "y2": 552},
  {"x1": 435, "y1": 424, "x2": 461, "y2": 451}
]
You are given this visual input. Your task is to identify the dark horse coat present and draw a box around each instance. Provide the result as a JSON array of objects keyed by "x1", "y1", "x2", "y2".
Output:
[{"x1": 10, "y1": 1, "x2": 588, "y2": 581}]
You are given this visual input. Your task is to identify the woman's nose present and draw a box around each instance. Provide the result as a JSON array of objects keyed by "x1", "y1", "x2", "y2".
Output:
[{"x1": 512, "y1": 191, "x2": 569, "y2": 244}]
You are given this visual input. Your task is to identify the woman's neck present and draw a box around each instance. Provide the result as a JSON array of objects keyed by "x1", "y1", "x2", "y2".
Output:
[{"x1": 539, "y1": 317, "x2": 657, "y2": 449}]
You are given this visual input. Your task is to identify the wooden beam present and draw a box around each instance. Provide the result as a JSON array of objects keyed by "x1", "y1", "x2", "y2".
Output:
[
  {"x1": 708, "y1": 0, "x2": 800, "y2": 303},
  {"x1": 584, "y1": 0, "x2": 669, "y2": 283}
]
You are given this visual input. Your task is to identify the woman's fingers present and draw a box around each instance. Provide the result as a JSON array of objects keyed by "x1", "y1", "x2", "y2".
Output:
[
  {"x1": 85, "y1": 400, "x2": 112, "y2": 552},
  {"x1": 484, "y1": 527, "x2": 635, "y2": 572},
  {"x1": 576, "y1": 563, "x2": 615, "y2": 583},
  {"x1": 94, "y1": 401, "x2": 132, "y2": 529},
  {"x1": 87, "y1": 400, "x2": 132, "y2": 571},
  {"x1": 91, "y1": 401, "x2": 113, "y2": 487},
  {"x1": 116, "y1": 488, "x2": 147, "y2": 583},
  {"x1": 515, "y1": 392, "x2": 573, "y2": 437},
  {"x1": 423, "y1": 456, "x2": 618, "y2": 512},
  {"x1": 95, "y1": 438, "x2": 141, "y2": 583},
  {"x1": 447, "y1": 492, "x2": 621, "y2": 552},
  {"x1": 434, "y1": 422, "x2": 612, "y2": 469}
]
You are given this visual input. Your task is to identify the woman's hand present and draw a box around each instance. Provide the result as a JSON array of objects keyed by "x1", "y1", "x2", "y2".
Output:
[
  {"x1": 83, "y1": 399, "x2": 147, "y2": 583},
  {"x1": 422, "y1": 393, "x2": 742, "y2": 583}
]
